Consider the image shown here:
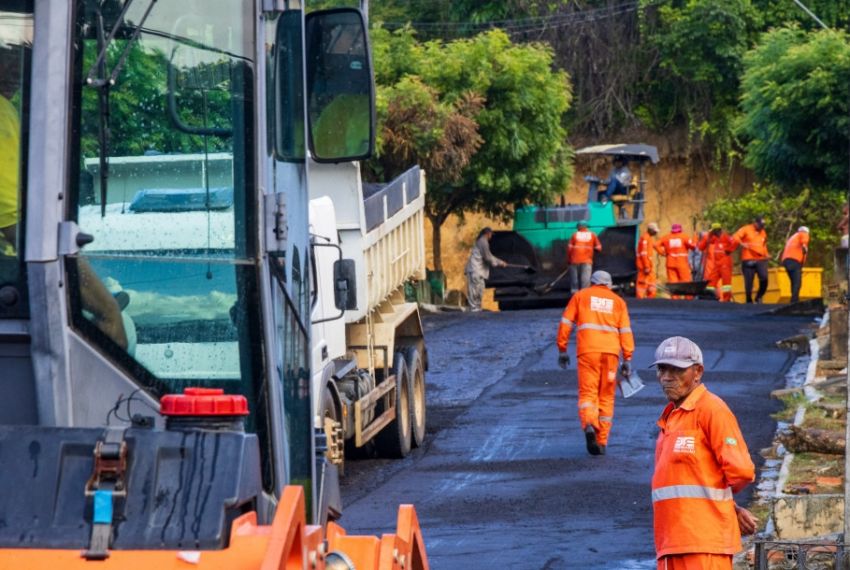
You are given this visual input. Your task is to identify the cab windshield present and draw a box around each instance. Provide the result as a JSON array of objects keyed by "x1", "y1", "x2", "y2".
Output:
[
  {"x1": 68, "y1": 0, "x2": 261, "y2": 412},
  {"x1": 0, "y1": 0, "x2": 32, "y2": 318}
]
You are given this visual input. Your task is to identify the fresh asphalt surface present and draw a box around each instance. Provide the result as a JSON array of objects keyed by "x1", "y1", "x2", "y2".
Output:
[{"x1": 339, "y1": 299, "x2": 814, "y2": 569}]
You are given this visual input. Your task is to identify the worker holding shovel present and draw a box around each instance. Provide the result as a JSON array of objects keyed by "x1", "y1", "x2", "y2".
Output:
[{"x1": 556, "y1": 270, "x2": 634, "y2": 456}]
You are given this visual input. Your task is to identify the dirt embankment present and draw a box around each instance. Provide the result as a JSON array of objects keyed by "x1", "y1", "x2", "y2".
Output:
[{"x1": 427, "y1": 152, "x2": 755, "y2": 307}]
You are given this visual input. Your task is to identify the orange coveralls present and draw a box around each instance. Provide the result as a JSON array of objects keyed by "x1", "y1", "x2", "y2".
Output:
[
  {"x1": 636, "y1": 231, "x2": 657, "y2": 299},
  {"x1": 697, "y1": 232, "x2": 735, "y2": 302},
  {"x1": 655, "y1": 233, "x2": 694, "y2": 297},
  {"x1": 653, "y1": 384, "x2": 755, "y2": 570},
  {"x1": 556, "y1": 284, "x2": 634, "y2": 445}
]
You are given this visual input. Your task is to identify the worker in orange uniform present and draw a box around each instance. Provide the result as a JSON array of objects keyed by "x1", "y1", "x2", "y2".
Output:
[
  {"x1": 556, "y1": 270, "x2": 634, "y2": 456},
  {"x1": 636, "y1": 222, "x2": 660, "y2": 298},
  {"x1": 655, "y1": 223, "x2": 694, "y2": 299},
  {"x1": 651, "y1": 336, "x2": 758, "y2": 570},
  {"x1": 731, "y1": 216, "x2": 769, "y2": 303},
  {"x1": 567, "y1": 221, "x2": 602, "y2": 292},
  {"x1": 781, "y1": 226, "x2": 810, "y2": 303},
  {"x1": 698, "y1": 223, "x2": 735, "y2": 302}
]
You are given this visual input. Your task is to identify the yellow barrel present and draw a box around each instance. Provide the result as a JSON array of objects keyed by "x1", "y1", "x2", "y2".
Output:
[{"x1": 730, "y1": 267, "x2": 822, "y2": 304}]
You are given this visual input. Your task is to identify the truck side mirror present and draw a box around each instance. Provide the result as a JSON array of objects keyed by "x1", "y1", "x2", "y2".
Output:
[
  {"x1": 304, "y1": 8, "x2": 375, "y2": 162},
  {"x1": 333, "y1": 259, "x2": 357, "y2": 311}
]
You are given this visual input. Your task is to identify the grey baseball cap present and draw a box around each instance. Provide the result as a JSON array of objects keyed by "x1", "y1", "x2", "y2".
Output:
[
  {"x1": 590, "y1": 270, "x2": 613, "y2": 287},
  {"x1": 651, "y1": 336, "x2": 703, "y2": 368}
]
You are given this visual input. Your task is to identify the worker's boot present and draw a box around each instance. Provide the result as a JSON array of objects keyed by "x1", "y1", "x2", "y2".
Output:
[{"x1": 584, "y1": 425, "x2": 602, "y2": 456}]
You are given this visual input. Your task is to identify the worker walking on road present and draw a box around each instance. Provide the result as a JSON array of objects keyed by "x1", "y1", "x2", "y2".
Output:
[
  {"x1": 465, "y1": 227, "x2": 507, "y2": 312},
  {"x1": 698, "y1": 223, "x2": 735, "y2": 302},
  {"x1": 655, "y1": 224, "x2": 694, "y2": 299},
  {"x1": 556, "y1": 270, "x2": 634, "y2": 456},
  {"x1": 567, "y1": 221, "x2": 602, "y2": 292},
  {"x1": 636, "y1": 222, "x2": 659, "y2": 299},
  {"x1": 652, "y1": 336, "x2": 758, "y2": 570},
  {"x1": 781, "y1": 226, "x2": 810, "y2": 304},
  {"x1": 732, "y1": 216, "x2": 769, "y2": 303}
]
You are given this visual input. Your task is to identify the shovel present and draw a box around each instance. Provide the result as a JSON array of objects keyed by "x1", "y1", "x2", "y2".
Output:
[
  {"x1": 618, "y1": 369, "x2": 646, "y2": 398},
  {"x1": 504, "y1": 263, "x2": 537, "y2": 274},
  {"x1": 534, "y1": 267, "x2": 570, "y2": 295}
]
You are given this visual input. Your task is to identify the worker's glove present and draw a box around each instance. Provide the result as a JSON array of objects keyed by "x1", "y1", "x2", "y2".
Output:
[
  {"x1": 558, "y1": 353, "x2": 570, "y2": 369},
  {"x1": 619, "y1": 360, "x2": 632, "y2": 378}
]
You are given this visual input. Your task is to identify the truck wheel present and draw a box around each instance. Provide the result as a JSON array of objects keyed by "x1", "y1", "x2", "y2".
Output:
[
  {"x1": 376, "y1": 352, "x2": 412, "y2": 458},
  {"x1": 405, "y1": 346, "x2": 426, "y2": 448}
]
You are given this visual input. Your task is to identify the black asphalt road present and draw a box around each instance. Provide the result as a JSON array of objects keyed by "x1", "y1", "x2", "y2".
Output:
[{"x1": 339, "y1": 299, "x2": 814, "y2": 569}]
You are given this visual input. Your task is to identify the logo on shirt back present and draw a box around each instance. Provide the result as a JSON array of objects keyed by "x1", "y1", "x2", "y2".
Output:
[
  {"x1": 576, "y1": 231, "x2": 591, "y2": 242},
  {"x1": 590, "y1": 296, "x2": 613, "y2": 313},
  {"x1": 673, "y1": 436, "x2": 695, "y2": 454},
  {"x1": 669, "y1": 238, "x2": 682, "y2": 248}
]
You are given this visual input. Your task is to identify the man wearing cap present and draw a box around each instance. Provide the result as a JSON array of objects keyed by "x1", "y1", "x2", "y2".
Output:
[
  {"x1": 781, "y1": 226, "x2": 810, "y2": 304},
  {"x1": 655, "y1": 223, "x2": 695, "y2": 299},
  {"x1": 567, "y1": 221, "x2": 602, "y2": 292},
  {"x1": 732, "y1": 216, "x2": 769, "y2": 303},
  {"x1": 698, "y1": 223, "x2": 735, "y2": 302},
  {"x1": 636, "y1": 222, "x2": 659, "y2": 298},
  {"x1": 556, "y1": 270, "x2": 634, "y2": 455},
  {"x1": 652, "y1": 336, "x2": 758, "y2": 570},
  {"x1": 465, "y1": 227, "x2": 508, "y2": 312}
]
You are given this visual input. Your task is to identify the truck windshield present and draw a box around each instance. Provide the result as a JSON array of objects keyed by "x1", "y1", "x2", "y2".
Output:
[
  {"x1": 67, "y1": 1, "x2": 263, "y2": 416},
  {"x1": 0, "y1": 1, "x2": 32, "y2": 319}
]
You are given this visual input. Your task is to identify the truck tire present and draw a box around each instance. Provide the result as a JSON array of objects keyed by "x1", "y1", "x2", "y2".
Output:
[
  {"x1": 404, "y1": 346, "x2": 426, "y2": 448},
  {"x1": 375, "y1": 352, "x2": 412, "y2": 458}
]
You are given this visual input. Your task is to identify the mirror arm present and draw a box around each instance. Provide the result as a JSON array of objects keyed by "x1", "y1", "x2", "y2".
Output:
[{"x1": 310, "y1": 240, "x2": 346, "y2": 325}]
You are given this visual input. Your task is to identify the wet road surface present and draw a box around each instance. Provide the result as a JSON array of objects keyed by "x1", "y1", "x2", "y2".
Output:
[{"x1": 339, "y1": 299, "x2": 814, "y2": 569}]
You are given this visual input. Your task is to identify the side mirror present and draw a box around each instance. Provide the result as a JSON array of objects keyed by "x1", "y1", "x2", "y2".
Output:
[
  {"x1": 333, "y1": 259, "x2": 357, "y2": 311},
  {"x1": 304, "y1": 8, "x2": 375, "y2": 162}
]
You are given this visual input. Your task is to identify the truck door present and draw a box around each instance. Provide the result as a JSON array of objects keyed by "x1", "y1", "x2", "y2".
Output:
[{"x1": 0, "y1": 0, "x2": 35, "y2": 424}]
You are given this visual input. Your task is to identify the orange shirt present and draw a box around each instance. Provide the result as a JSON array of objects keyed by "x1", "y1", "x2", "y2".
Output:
[
  {"x1": 568, "y1": 230, "x2": 602, "y2": 265},
  {"x1": 653, "y1": 384, "x2": 755, "y2": 558},
  {"x1": 655, "y1": 233, "x2": 694, "y2": 268},
  {"x1": 557, "y1": 284, "x2": 634, "y2": 358},
  {"x1": 697, "y1": 232, "x2": 735, "y2": 269},
  {"x1": 637, "y1": 232, "x2": 655, "y2": 272},
  {"x1": 732, "y1": 224, "x2": 768, "y2": 261},
  {"x1": 781, "y1": 231, "x2": 810, "y2": 264}
]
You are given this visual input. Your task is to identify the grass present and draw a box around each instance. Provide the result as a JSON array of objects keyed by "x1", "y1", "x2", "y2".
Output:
[
  {"x1": 784, "y1": 452, "x2": 844, "y2": 494},
  {"x1": 771, "y1": 392, "x2": 808, "y2": 422}
]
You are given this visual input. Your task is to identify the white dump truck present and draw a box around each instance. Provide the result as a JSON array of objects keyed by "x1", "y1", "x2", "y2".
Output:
[{"x1": 309, "y1": 163, "x2": 427, "y2": 465}]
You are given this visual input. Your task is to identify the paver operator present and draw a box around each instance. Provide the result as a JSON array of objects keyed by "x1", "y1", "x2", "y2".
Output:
[
  {"x1": 465, "y1": 227, "x2": 507, "y2": 312},
  {"x1": 780, "y1": 226, "x2": 809, "y2": 304},
  {"x1": 655, "y1": 223, "x2": 694, "y2": 298},
  {"x1": 636, "y1": 222, "x2": 659, "y2": 299},
  {"x1": 556, "y1": 270, "x2": 634, "y2": 456},
  {"x1": 698, "y1": 223, "x2": 735, "y2": 302},
  {"x1": 567, "y1": 221, "x2": 602, "y2": 292},
  {"x1": 732, "y1": 216, "x2": 769, "y2": 304},
  {"x1": 651, "y1": 336, "x2": 758, "y2": 570}
]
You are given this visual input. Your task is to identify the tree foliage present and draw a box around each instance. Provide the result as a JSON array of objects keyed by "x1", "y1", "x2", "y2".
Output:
[
  {"x1": 738, "y1": 27, "x2": 850, "y2": 191},
  {"x1": 367, "y1": 27, "x2": 572, "y2": 269}
]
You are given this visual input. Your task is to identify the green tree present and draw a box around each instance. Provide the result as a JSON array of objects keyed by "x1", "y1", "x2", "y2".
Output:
[
  {"x1": 368, "y1": 28, "x2": 572, "y2": 270},
  {"x1": 638, "y1": 0, "x2": 760, "y2": 156},
  {"x1": 738, "y1": 27, "x2": 850, "y2": 191}
]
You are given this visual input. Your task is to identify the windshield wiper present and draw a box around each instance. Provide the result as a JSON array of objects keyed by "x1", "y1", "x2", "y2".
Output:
[{"x1": 84, "y1": 0, "x2": 158, "y2": 217}]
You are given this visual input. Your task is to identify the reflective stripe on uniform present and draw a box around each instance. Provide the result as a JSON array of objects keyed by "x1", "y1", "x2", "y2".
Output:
[
  {"x1": 599, "y1": 416, "x2": 612, "y2": 422},
  {"x1": 577, "y1": 323, "x2": 618, "y2": 333},
  {"x1": 561, "y1": 317, "x2": 574, "y2": 326},
  {"x1": 652, "y1": 484, "x2": 733, "y2": 503},
  {"x1": 579, "y1": 402, "x2": 594, "y2": 410}
]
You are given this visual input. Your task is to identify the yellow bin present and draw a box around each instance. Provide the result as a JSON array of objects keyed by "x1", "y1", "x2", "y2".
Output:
[{"x1": 730, "y1": 267, "x2": 822, "y2": 304}]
